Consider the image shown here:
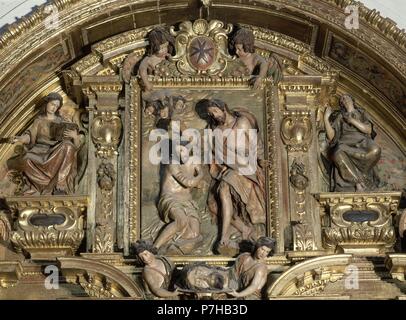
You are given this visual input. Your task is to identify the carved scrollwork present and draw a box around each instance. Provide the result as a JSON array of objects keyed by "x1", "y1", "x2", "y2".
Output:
[
  {"x1": 58, "y1": 257, "x2": 143, "y2": 298},
  {"x1": 292, "y1": 268, "x2": 344, "y2": 296},
  {"x1": 94, "y1": 162, "x2": 115, "y2": 254},
  {"x1": 6, "y1": 196, "x2": 87, "y2": 260},
  {"x1": 76, "y1": 273, "x2": 116, "y2": 298},
  {"x1": 281, "y1": 111, "x2": 312, "y2": 152},
  {"x1": 385, "y1": 254, "x2": 406, "y2": 282},
  {"x1": 292, "y1": 222, "x2": 316, "y2": 251},
  {"x1": 315, "y1": 192, "x2": 401, "y2": 253},
  {"x1": 0, "y1": 211, "x2": 11, "y2": 242},
  {"x1": 169, "y1": 19, "x2": 234, "y2": 76},
  {"x1": 0, "y1": 261, "x2": 23, "y2": 289},
  {"x1": 268, "y1": 254, "x2": 352, "y2": 298},
  {"x1": 290, "y1": 159, "x2": 309, "y2": 221}
]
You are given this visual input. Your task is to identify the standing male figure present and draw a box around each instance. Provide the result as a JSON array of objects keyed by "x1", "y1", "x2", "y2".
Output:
[{"x1": 196, "y1": 99, "x2": 266, "y2": 255}]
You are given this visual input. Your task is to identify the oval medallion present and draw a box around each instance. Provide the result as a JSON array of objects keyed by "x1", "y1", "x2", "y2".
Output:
[{"x1": 188, "y1": 36, "x2": 216, "y2": 71}]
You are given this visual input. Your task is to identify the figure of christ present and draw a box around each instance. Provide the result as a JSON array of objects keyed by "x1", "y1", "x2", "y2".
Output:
[
  {"x1": 196, "y1": 98, "x2": 266, "y2": 255},
  {"x1": 154, "y1": 143, "x2": 204, "y2": 254}
]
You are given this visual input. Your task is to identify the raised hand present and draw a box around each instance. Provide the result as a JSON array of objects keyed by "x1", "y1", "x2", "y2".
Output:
[
  {"x1": 324, "y1": 105, "x2": 333, "y2": 122},
  {"x1": 252, "y1": 77, "x2": 263, "y2": 90}
]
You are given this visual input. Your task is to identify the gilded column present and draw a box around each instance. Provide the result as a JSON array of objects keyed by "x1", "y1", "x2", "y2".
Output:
[{"x1": 85, "y1": 82, "x2": 123, "y2": 253}]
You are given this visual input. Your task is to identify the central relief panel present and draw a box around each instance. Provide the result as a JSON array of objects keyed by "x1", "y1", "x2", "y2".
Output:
[{"x1": 125, "y1": 20, "x2": 280, "y2": 257}]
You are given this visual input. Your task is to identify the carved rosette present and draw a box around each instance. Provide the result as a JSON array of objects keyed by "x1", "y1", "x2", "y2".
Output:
[
  {"x1": 169, "y1": 19, "x2": 234, "y2": 75},
  {"x1": 315, "y1": 192, "x2": 402, "y2": 254},
  {"x1": 91, "y1": 111, "x2": 122, "y2": 158},
  {"x1": 281, "y1": 111, "x2": 312, "y2": 152},
  {"x1": 6, "y1": 196, "x2": 87, "y2": 260}
]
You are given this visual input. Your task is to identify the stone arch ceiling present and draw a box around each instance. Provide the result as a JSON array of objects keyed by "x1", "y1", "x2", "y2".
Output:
[{"x1": 0, "y1": 0, "x2": 405, "y2": 145}]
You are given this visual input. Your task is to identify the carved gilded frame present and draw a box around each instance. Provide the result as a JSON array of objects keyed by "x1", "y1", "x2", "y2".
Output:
[{"x1": 126, "y1": 77, "x2": 280, "y2": 259}]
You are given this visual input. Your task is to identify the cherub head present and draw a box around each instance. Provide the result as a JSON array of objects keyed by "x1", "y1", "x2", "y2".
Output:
[
  {"x1": 148, "y1": 27, "x2": 175, "y2": 57},
  {"x1": 231, "y1": 28, "x2": 255, "y2": 58},
  {"x1": 172, "y1": 96, "x2": 187, "y2": 111}
]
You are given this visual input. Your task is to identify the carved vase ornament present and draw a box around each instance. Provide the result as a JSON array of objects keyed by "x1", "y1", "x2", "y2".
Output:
[
  {"x1": 281, "y1": 111, "x2": 312, "y2": 152},
  {"x1": 91, "y1": 111, "x2": 122, "y2": 158}
]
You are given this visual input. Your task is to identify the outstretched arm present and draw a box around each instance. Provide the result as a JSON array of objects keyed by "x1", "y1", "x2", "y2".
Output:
[
  {"x1": 231, "y1": 266, "x2": 267, "y2": 298},
  {"x1": 122, "y1": 52, "x2": 141, "y2": 83},
  {"x1": 139, "y1": 57, "x2": 153, "y2": 92},
  {"x1": 144, "y1": 273, "x2": 179, "y2": 298},
  {"x1": 346, "y1": 115, "x2": 372, "y2": 135},
  {"x1": 252, "y1": 54, "x2": 268, "y2": 89},
  {"x1": 13, "y1": 134, "x2": 30, "y2": 144}
]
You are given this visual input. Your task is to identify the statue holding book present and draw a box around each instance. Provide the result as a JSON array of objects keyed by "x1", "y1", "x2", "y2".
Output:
[{"x1": 6, "y1": 92, "x2": 86, "y2": 195}]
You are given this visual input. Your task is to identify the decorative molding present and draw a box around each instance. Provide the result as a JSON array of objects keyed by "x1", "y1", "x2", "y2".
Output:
[
  {"x1": 128, "y1": 80, "x2": 141, "y2": 245},
  {"x1": 1, "y1": 0, "x2": 405, "y2": 54},
  {"x1": 58, "y1": 256, "x2": 143, "y2": 298},
  {"x1": 267, "y1": 254, "x2": 352, "y2": 298},
  {"x1": 6, "y1": 196, "x2": 87, "y2": 260},
  {"x1": 315, "y1": 192, "x2": 402, "y2": 254},
  {"x1": 243, "y1": 24, "x2": 310, "y2": 55},
  {"x1": 289, "y1": 159, "x2": 309, "y2": 219},
  {"x1": 292, "y1": 222, "x2": 316, "y2": 252},
  {"x1": 170, "y1": 19, "x2": 234, "y2": 76},
  {"x1": 94, "y1": 162, "x2": 115, "y2": 254},
  {"x1": 0, "y1": 261, "x2": 23, "y2": 289},
  {"x1": 266, "y1": 85, "x2": 280, "y2": 244},
  {"x1": 385, "y1": 254, "x2": 406, "y2": 282}
]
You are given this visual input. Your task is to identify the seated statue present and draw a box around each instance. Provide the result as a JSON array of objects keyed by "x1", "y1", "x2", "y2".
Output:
[
  {"x1": 6, "y1": 93, "x2": 85, "y2": 195},
  {"x1": 176, "y1": 237, "x2": 275, "y2": 299},
  {"x1": 134, "y1": 240, "x2": 180, "y2": 299},
  {"x1": 323, "y1": 94, "x2": 381, "y2": 192}
]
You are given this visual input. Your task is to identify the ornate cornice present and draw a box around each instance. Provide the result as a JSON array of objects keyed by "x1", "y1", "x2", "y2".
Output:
[
  {"x1": 1, "y1": 0, "x2": 405, "y2": 51},
  {"x1": 0, "y1": 0, "x2": 82, "y2": 49},
  {"x1": 0, "y1": 0, "x2": 405, "y2": 56}
]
